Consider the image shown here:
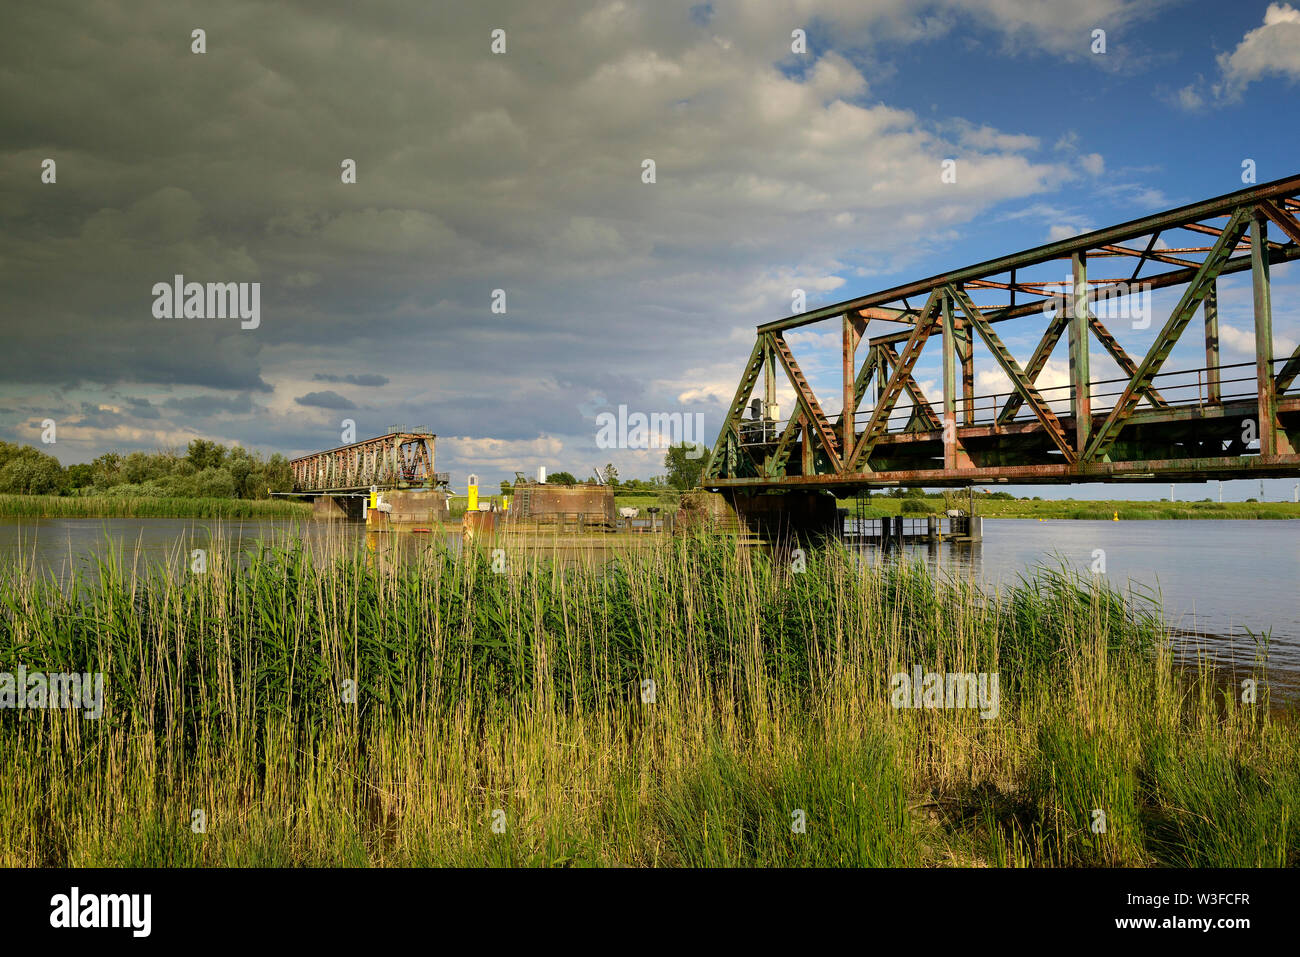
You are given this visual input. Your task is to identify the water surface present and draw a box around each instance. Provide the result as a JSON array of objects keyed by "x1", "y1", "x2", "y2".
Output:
[{"x1": 2, "y1": 515, "x2": 1296, "y2": 690}]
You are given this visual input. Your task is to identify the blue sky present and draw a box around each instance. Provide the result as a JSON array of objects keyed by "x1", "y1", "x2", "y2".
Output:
[
  {"x1": 1, "y1": 0, "x2": 1297, "y2": 500},
  {"x1": 817, "y1": 0, "x2": 1296, "y2": 278}
]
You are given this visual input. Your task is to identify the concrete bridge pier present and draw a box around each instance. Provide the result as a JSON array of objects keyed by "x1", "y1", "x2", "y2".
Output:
[
  {"x1": 313, "y1": 495, "x2": 365, "y2": 520},
  {"x1": 678, "y1": 489, "x2": 840, "y2": 543},
  {"x1": 365, "y1": 489, "x2": 451, "y2": 529}
]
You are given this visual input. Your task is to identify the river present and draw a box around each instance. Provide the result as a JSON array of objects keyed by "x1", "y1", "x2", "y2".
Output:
[
  {"x1": 1, "y1": 516, "x2": 1296, "y2": 695},
  {"x1": 868, "y1": 519, "x2": 1300, "y2": 685}
]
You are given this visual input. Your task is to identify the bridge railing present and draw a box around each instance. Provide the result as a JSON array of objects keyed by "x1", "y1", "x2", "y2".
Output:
[{"x1": 740, "y1": 359, "x2": 1284, "y2": 450}]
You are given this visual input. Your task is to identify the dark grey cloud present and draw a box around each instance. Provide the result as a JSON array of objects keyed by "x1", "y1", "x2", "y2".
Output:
[
  {"x1": 0, "y1": 0, "x2": 1107, "y2": 478},
  {"x1": 294, "y1": 390, "x2": 357, "y2": 410},
  {"x1": 122, "y1": 396, "x2": 161, "y2": 419},
  {"x1": 164, "y1": 393, "x2": 255, "y2": 415},
  {"x1": 312, "y1": 373, "x2": 390, "y2": 387},
  {"x1": 74, "y1": 402, "x2": 129, "y2": 429}
]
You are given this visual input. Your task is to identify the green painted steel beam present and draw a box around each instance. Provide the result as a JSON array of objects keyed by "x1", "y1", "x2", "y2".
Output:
[
  {"x1": 948, "y1": 284, "x2": 1076, "y2": 462},
  {"x1": 1084, "y1": 206, "x2": 1251, "y2": 463},
  {"x1": 758, "y1": 175, "x2": 1300, "y2": 335}
]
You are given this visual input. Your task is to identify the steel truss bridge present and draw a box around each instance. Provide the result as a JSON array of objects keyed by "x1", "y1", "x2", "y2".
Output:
[
  {"x1": 704, "y1": 175, "x2": 1300, "y2": 491},
  {"x1": 289, "y1": 429, "x2": 443, "y2": 493}
]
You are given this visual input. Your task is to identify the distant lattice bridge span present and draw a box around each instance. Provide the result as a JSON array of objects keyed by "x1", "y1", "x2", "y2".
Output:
[
  {"x1": 704, "y1": 175, "x2": 1300, "y2": 491},
  {"x1": 290, "y1": 429, "x2": 445, "y2": 493}
]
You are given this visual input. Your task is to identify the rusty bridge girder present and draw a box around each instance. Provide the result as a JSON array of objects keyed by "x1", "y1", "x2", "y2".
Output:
[
  {"x1": 290, "y1": 430, "x2": 438, "y2": 493},
  {"x1": 705, "y1": 175, "x2": 1300, "y2": 490}
]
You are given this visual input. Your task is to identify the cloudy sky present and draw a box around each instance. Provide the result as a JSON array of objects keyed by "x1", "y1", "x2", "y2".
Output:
[{"x1": 2, "y1": 0, "x2": 1298, "y2": 497}]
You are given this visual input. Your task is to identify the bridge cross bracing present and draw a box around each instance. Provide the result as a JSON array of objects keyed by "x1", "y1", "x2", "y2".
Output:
[
  {"x1": 290, "y1": 430, "x2": 439, "y2": 493},
  {"x1": 704, "y1": 175, "x2": 1300, "y2": 490}
]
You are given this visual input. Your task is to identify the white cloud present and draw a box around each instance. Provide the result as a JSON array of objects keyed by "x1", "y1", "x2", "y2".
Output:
[
  {"x1": 1054, "y1": 131, "x2": 1080, "y2": 152},
  {"x1": 1175, "y1": 84, "x2": 1204, "y2": 110},
  {"x1": 1048, "y1": 221, "x2": 1092, "y2": 241},
  {"x1": 977, "y1": 359, "x2": 1073, "y2": 413},
  {"x1": 440, "y1": 435, "x2": 565, "y2": 472},
  {"x1": 1219, "y1": 322, "x2": 1297, "y2": 358},
  {"x1": 1215, "y1": 3, "x2": 1300, "y2": 99},
  {"x1": 954, "y1": 120, "x2": 1040, "y2": 153}
]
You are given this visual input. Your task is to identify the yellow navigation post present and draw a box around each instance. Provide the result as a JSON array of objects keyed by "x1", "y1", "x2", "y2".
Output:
[{"x1": 467, "y1": 474, "x2": 479, "y2": 513}]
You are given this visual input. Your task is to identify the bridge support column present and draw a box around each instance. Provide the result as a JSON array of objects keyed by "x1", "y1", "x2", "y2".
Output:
[
  {"x1": 764, "y1": 339, "x2": 775, "y2": 415},
  {"x1": 843, "y1": 314, "x2": 855, "y2": 453},
  {"x1": 942, "y1": 292, "x2": 971, "y2": 469},
  {"x1": 1251, "y1": 212, "x2": 1292, "y2": 455},
  {"x1": 1204, "y1": 280, "x2": 1221, "y2": 404},
  {"x1": 1069, "y1": 252, "x2": 1092, "y2": 453},
  {"x1": 959, "y1": 316, "x2": 975, "y2": 426}
]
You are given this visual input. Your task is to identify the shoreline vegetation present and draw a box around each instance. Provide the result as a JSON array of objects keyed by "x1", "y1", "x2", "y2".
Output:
[
  {"x1": 1, "y1": 534, "x2": 1293, "y2": 867},
  {"x1": 871, "y1": 498, "x2": 1300, "y2": 521},
  {"x1": 1, "y1": 491, "x2": 1298, "y2": 521},
  {"x1": 0, "y1": 494, "x2": 312, "y2": 520}
]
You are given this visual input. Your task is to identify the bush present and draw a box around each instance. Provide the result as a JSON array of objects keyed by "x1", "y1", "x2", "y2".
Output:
[
  {"x1": 0, "y1": 443, "x2": 66, "y2": 495},
  {"x1": 193, "y1": 467, "x2": 237, "y2": 499}
]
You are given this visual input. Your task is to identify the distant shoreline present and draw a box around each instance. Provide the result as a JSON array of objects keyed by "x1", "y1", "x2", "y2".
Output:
[{"x1": 845, "y1": 499, "x2": 1300, "y2": 521}]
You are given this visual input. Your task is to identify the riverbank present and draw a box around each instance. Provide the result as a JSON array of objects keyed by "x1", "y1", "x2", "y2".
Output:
[
  {"x1": 1, "y1": 536, "x2": 1294, "y2": 867},
  {"x1": 0, "y1": 494, "x2": 312, "y2": 520},
  {"x1": 942, "y1": 499, "x2": 1300, "y2": 520},
  {"x1": 847, "y1": 498, "x2": 1300, "y2": 521}
]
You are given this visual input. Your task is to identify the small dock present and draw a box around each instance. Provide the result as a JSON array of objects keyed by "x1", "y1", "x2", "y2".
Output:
[{"x1": 843, "y1": 514, "x2": 983, "y2": 545}]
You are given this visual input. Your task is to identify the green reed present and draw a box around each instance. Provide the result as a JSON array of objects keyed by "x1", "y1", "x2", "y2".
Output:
[{"x1": 0, "y1": 530, "x2": 1293, "y2": 867}]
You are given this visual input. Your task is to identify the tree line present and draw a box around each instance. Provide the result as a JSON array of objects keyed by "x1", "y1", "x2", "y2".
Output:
[
  {"x1": 0, "y1": 439, "x2": 294, "y2": 498},
  {"x1": 2, "y1": 437, "x2": 713, "y2": 499}
]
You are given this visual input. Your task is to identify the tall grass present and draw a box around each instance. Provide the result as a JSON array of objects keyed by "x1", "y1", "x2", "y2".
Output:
[
  {"x1": 0, "y1": 532, "x2": 1293, "y2": 867},
  {"x1": 0, "y1": 494, "x2": 312, "y2": 519}
]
